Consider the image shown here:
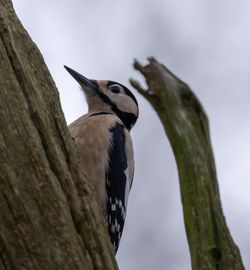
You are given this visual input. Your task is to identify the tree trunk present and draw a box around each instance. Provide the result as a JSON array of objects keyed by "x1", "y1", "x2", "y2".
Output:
[
  {"x1": 130, "y1": 57, "x2": 245, "y2": 270},
  {"x1": 0, "y1": 0, "x2": 118, "y2": 269}
]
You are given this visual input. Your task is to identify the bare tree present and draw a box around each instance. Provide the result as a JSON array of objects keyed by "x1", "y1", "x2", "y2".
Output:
[
  {"x1": 130, "y1": 58, "x2": 245, "y2": 270},
  {"x1": 0, "y1": 0, "x2": 245, "y2": 269}
]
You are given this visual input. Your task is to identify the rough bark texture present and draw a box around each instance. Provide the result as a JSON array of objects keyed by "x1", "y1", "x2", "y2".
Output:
[
  {"x1": 130, "y1": 58, "x2": 245, "y2": 270},
  {"x1": 0, "y1": 0, "x2": 118, "y2": 269}
]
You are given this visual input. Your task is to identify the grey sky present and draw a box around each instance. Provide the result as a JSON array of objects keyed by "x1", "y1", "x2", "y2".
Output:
[{"x1": 13, "y1": 1, "x2": 250, "y2": 269}]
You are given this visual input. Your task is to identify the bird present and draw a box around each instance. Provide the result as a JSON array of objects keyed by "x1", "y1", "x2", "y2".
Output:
[{"x1": 64, "y1": 66, "x2": 139, "y2": 253}]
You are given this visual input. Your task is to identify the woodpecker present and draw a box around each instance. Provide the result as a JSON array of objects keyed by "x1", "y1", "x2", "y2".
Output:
[{"x1": 64, "y1": 66, "x2": 138, "y2": 253}]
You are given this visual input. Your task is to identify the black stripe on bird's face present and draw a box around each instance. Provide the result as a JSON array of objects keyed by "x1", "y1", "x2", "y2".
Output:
[
  {"x1": 79, "y1": 79, "x2": 137, "y2": 130},
  {"x1": 96, "y1": 82, "x2": 138, "y2": 130},
  {"x1": 98, "y1": 90, "x2": 137, "y2": 130}
]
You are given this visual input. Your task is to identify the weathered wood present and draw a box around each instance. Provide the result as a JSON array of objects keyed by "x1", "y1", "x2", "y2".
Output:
[
  {"x1": 130, "y1": 57, "x2": 245, "y2": 270},
  {"x1": 0, "y1": 0, "x2": 118, "y2": 269}
]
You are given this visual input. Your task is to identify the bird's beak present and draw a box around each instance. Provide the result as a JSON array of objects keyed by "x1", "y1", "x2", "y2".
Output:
[{"x1": 64, "y1": 65, "x2": 97, "y2": 90}]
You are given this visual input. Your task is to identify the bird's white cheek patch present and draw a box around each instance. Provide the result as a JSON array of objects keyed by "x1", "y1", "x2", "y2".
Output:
[{"x1": 114, "y1": 96, "x2": 138, "y2": 116}]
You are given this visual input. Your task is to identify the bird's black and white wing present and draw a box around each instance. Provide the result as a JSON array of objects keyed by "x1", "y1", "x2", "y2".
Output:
[{"x1": 106, "y1": 122, "x2": 134, "y2": 252}]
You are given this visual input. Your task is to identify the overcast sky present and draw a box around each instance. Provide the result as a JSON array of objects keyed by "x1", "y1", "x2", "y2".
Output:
[{"x1": 13, "y1": 1, "x2": 250, "y2": 269}]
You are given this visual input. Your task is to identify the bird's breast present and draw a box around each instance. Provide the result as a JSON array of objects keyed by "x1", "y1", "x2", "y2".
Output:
[{"x1": 69, "y1": 113, "x2": 124, "y2": 206}]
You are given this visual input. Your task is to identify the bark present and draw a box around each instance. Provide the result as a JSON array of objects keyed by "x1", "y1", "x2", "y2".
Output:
[
  {"x1": 0, "y1": 0, "x2": 118, "y2": 269},
  {"x1": 130, "y1": 57, "x2": 245, "y2": 270}
]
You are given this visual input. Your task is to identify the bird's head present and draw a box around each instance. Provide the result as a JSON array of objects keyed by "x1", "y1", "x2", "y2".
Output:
[{"x1": 64, "y1": 66, "x2": 138, "y2": 130}]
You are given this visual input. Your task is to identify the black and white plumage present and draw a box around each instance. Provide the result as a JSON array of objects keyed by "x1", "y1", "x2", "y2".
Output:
[{"x1": 65, "y1": 66, "x2": 138, "y2": 253}]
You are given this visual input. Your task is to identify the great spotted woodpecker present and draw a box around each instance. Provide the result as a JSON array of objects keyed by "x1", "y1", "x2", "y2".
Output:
[{"x1": 65, "y1": 66, "x2": 138, "y2": 253}]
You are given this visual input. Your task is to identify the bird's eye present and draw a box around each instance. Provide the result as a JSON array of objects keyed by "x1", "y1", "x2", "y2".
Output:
[{"x1": 110, "y1": 85, "x2": 121, "y2": 94}]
